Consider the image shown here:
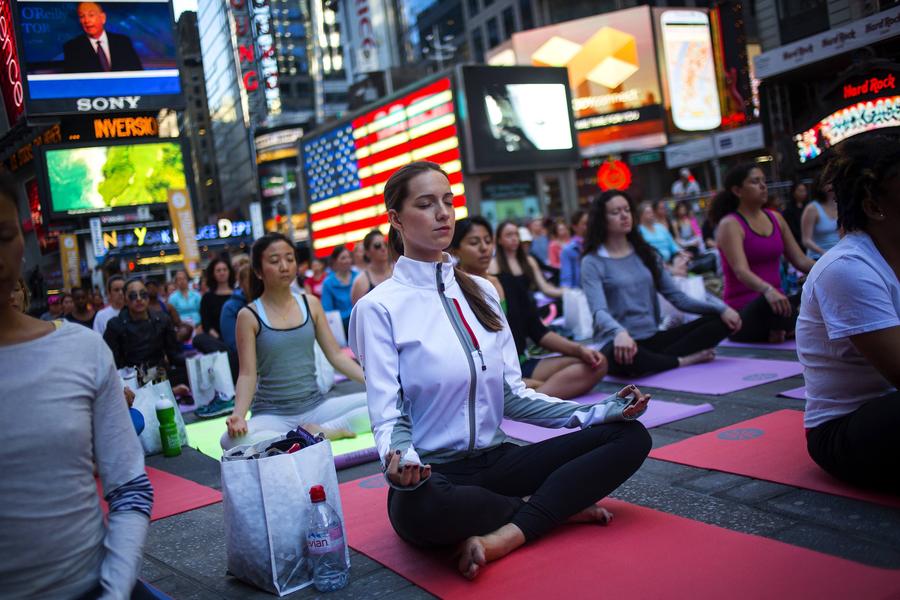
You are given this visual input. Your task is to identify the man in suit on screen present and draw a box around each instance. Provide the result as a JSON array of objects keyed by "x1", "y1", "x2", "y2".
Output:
[{"x1": 63, "y1": 2, "x2": 143, "y2": 73}]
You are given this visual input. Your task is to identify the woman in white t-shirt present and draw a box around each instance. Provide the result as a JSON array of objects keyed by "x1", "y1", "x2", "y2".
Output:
[{"x1": 797, "y1": 135, "x2": 900, "y2": 493}]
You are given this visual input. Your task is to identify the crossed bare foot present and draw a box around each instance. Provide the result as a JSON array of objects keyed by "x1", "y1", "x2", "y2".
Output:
[
  {"x1": 456, "y1": 524, "x2": 525, "y2": 580},
  {"x1": 567, "y1": 503, "x2": 613, "y2": 525},
  {"x1": 679, "y1": 348, "x2": 716, "y2": 368}
]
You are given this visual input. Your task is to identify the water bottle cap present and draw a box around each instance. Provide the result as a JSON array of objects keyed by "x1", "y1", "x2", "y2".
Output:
[{"x1": 309, "y1": 485, "x2": 326, "y2": 503}]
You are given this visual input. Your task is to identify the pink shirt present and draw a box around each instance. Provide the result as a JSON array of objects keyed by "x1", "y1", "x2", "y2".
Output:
[{"x1": 721, "y1": 209, "x2": 784, "y2": 310}]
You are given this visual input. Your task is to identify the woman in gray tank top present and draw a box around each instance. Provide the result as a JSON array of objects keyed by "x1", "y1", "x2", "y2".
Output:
[{"x1": 222, "y1": 233, "x2": 367, "y2": 450}]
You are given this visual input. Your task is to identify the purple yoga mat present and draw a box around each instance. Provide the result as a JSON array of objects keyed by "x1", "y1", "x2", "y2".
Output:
[
  {"x1": 719, "y1": 339, "x2": 797, "y2": 351},
  {"x1": 605, "y1": 357, "x2": 803, "y2": 395},
  {"x1": 778, "y1": 386, "x2": 806, "y2": 400},
  {"x1": 501, "y1": 397, "x2": 714, "y2": 443},
  {"x1": 334, "y1": 446, "x2": 380, "y2": 470}
]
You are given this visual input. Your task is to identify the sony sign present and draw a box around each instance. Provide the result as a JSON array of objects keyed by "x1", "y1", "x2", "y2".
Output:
[{"x1": 76, "y1": 96, "x2": 141, "y2": 112}]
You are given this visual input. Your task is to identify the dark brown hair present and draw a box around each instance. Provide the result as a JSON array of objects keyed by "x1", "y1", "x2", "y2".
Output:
[
  {"x1": 582, "y1": 190, "x2": 663, "y2": 288},
  {"x1": 204, "y1": 256, "x2": 235, "y2": 290},
  {"x1": 383, "y1": 161, "x2": 501, "y2": 332},
  {"x1": 250, "y1": 232, "x2": 294, "y2": 300},
  {"x1": 708, "y1": 163, "x2": 763, "y2": 226},
  {"x1": 494, "y1": 220, "x2": 536, "y2": 289}
]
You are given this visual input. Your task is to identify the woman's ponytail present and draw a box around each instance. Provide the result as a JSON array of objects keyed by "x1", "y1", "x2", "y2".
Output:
[{"x1": 454, "y1": 268, "x2": 503, "y2": 332}]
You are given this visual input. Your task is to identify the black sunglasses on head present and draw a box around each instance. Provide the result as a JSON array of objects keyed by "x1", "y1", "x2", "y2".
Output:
[{"x1": 128, "y1": 291, "x2": 149, "y2": 301}]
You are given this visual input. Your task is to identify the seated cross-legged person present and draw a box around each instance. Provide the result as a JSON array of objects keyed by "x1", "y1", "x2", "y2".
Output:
[
  {"x1": 798, "y1": 136, "x2": 900, "y2": 493},
  {"x1": 581, "y1": 190, "x2": 742, "y2": 377}
]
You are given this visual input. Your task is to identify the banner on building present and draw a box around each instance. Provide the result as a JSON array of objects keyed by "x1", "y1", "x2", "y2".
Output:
[
  {"x1": 167, "y1": 190, "x2": 201, "y2": 277},
  {"x1": 89, "y1": 217, "x2": 106, "y2": 258},
  {"x1": 345, "y1": 0, "x2": 393, "y2": 74},
  {"x1": 59, "y1": 233, "x2": 80, "y2": 290},
  {"x1": 249, "y1": 201, "x2": 265, "y2": 240}
]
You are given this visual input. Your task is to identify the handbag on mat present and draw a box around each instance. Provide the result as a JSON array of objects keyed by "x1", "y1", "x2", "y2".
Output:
[
  {"x1": 186, "y1": 351, "x2": 235, "y2": 407},
  {"x1": 221, "y1": 437, "x2": 350, "y2": 595},
  {"x1": 132, "y1": 380, "x2": 189, "y2": 456},
  {"x1": 562, "y1": 288, "x2": 594, "y2": 341}
]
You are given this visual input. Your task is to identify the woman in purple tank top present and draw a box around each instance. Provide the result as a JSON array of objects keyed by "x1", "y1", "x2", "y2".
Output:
[{"x1": 711, "y1": 164, "x2": 815, "y2": 343}]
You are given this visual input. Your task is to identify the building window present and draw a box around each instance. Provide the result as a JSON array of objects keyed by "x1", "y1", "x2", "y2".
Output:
[
  {"x1": 471, "y1": 26, "x2": 485, "y2": 62},
  {"x1": 777, "y1": 0, "x2": 830, "y2": 43},
  {"x1": 502, "y1": 6, "x2": 515, "y2": 39},
  {"x1": 467, "y1": 0, "x2": 479, "y2": 18},
  {"x1": 519, "y1": 0, "x2": 534, "y2": 30},
  {"x1": 486, "y1": 17, "x2": 500, "y2": 48}
]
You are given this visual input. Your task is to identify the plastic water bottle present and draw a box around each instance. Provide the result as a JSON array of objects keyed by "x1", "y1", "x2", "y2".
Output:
[
  {"x1": 156, "y1": 394, "x2": 182, "y2": 457},
  {"x1": 306, "y1": 485, "x2": 349, "y2": 592}
]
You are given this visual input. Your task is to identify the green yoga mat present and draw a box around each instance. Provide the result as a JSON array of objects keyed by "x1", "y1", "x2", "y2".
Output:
[{"x1": 185, "y1": 416, "x2": 376, "y2": 461}]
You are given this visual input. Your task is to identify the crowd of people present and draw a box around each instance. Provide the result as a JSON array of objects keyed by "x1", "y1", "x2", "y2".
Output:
[{"x1": 2, "y1": 133, "x2": 897, "y2": 595}]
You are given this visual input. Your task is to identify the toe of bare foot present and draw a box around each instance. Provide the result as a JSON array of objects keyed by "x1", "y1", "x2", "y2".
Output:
[{"x1": 458, "y1": 537, "x2": 486, "y2": 580}]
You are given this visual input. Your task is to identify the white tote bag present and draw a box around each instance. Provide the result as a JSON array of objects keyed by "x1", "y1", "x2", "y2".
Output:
[
  {"x1": 221, "y1": 438, "x2": 349, "y2": 596},
  {"x1": 314, "y1": 341, "x2": 335, "y2": 395},
  {"x1": 324, "y1": 310, "x2": 347, "y2": 347},
  {"x1": 186, "y1": 351, "x2": 235, "y2": 407},
  {"x1": 562, "y1": 288, "x2": 594, "y2": 341},
  {"x1": 132, "y1": 380, "x2": 190, "y2": 456}
]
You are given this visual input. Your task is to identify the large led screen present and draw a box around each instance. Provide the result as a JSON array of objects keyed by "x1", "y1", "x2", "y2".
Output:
[
  {"x1": 461, "y1": 66, "x2": 579, "y2": 173},
  {"x1": 43, "y1": 140, "x2": 187, "y2": 215},
  {"x1": 14, "y1": 0, "x2": 182, "y2": 115},
  {"x1": 495, "y1": 6, "x2": 666, "y2": 157},
  {"x1": 302, "y1": 76, "x2": 467, "y2": 258}
]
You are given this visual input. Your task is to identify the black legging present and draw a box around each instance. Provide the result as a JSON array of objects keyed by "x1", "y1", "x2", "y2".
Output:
[
  {"x1": 806, "y1": 391, "x2": 900, "y2": 493},
  {"x1": 729, "y1": 293, "x2": 801, "y2": 343},
  {"x1": 387, "y1": 422, "x2": 651, "y2": 547},
  {"x1": 600, "y1": 314, "x2": 731, "y2": 377}
]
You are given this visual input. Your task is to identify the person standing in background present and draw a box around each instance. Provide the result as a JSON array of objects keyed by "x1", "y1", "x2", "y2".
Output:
[
  {"x1": 671, "y1": 168, "x2": 701, "y2": 198},
  {"x1": 93, "y1": 275, "x2": 125, "y2": 336},
  {"x1": 560, "y1": 210, "x2": 588, "y2": 288}
]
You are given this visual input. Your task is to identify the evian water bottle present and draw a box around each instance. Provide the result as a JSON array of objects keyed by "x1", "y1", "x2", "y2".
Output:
[{"x1": 306, "y1": 485, "x2": 349, "y2": 592}]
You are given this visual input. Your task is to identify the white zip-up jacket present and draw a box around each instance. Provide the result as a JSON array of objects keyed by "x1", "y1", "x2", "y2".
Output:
[{"x1": 349, "y1": 254, "x2": 641, "y2": 472}]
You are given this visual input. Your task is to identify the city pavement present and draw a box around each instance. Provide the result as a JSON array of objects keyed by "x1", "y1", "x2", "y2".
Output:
[{"x1": 142, "y1": 344, "x2": 900, "y2": 599}]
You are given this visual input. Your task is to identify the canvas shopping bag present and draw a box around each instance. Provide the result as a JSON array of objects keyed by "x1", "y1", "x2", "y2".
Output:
[
  {"x1": 325, "y1": 310, "x2": 347, "y2": 347},
  {"x1": 221, "y1": 438, "x2": 350, "y2": 596},
  {"x1": 186, "y1": 351, "x2": 234, "y2": 406},
  {"x1": 132, "y1": 380, "x2": 189, "y2": 456},
  {"x1": 314, "y1": 341, "x2": 335, "y2": 395},
  {"x1": 562, "y1": 288, "x2": 593, "y2": 341}
]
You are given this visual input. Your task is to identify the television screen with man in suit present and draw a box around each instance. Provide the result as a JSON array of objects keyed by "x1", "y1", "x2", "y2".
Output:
[{"x1": 12, "y1": 0, "x2": 181, "y2": 115}]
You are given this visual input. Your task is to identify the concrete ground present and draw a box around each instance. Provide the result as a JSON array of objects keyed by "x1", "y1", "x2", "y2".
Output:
[{"x1": 142, "y1": 344, "x2": 900, "y2": 598}]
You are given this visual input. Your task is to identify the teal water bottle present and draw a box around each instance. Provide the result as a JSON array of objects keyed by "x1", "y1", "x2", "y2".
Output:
[{"x1": 156, "y1": 394, "x2": 182, "y2": 457}]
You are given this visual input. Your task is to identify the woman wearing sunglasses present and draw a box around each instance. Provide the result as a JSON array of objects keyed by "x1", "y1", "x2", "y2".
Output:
[
  {"x1": 350, "y1": 162, "x2": 651, "y2": 580},
  {"x1": 351, "y1": 229, "x2": 393, "y2": 305},
  {"x1": 103, "y1": 278, "x2": 186, "y2": 382}
]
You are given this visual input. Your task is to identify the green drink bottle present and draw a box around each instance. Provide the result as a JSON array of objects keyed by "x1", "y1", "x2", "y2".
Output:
[{"x1": 156, "y1": 394, "x2": 182, "y2": 457}]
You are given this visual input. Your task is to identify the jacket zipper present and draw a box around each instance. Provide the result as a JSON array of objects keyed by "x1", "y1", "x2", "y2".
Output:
[
  {"x1": 435, "y1": 263, "x2": 479, "y2": 453},
  {"x1": 452, "y1": 298, "x2": 486, "y2": 371}
]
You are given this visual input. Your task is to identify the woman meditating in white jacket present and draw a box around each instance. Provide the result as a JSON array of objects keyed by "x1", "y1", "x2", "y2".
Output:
[{"x1": 349, "y1": 161, "x2": 652, "y2": 580}]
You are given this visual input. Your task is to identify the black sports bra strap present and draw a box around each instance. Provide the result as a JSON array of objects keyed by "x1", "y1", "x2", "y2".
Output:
[{"x1": 245, "y1": 305, "x2": 264, "y2": 335}]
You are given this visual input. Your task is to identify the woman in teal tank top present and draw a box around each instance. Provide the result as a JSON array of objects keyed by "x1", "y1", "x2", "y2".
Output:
[
  {"x1": 801, "y1": 181, "x2": 841, "y2": 259},
  {"x1": 222, "y1": 233, "x2": 367, "y2": 450}
]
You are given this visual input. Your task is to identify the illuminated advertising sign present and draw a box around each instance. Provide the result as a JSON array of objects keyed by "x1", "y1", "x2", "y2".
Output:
[
  {"x1": 0, "y1": 0, "x2": 24, "y2": 125},
  {"x1": 101, "y1": 218, "x2": 252, "y2": 250},
  {"x1": 461, "y1": 66, "x2": 579, "y2": 173},
  {"x1": 250, "y1": 0, "x2": 280, "y2": 114},
  {"x1": 493, "y1": 6, "x2": 666, "y2": 157},
  {"x1": 12, "y1": 0, "x2": 183, "y2": 116},
  {"x1": 656, "y1": 10, "x2": 722, "y2": 133},
  {"x1": 254, "y1": 126, "x2": 302, "y2": 164},
  {"x1": 5, "y1": 122, "x2": 61, "y2": 171},
  {"x1": 794, "y1": 96, "x2": 900, "y2": 164},
  {"x1": 60, "y1": 114, "x2": 160, "y2": 141},
  {"x1": 302, "y1": 76, "x2": 466, "y2": 258},
  {"x1": 43, "y1": 139, "x2": 188, "y2": 216}
]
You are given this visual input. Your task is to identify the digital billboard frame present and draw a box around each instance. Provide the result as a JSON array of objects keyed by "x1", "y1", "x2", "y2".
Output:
[
  {"x1": 10, "y1": 0, "x2": 185, "y2": 117},
  {"x1": 35, "y1": 136, "x2": 192, "y2": 218}
]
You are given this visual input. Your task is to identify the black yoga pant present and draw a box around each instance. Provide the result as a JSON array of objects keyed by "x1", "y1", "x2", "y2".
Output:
[
  {"x1": 600, "y1": 314, "x2": 731, "y2": 377},
  {"x1": 729, "y1": 293, "x2": 800, "y2": 343},
  {"x1": 806, "y1": 391, "x2": 900, "y2": 493},
  {"x1": 387, "y1": 421, "x2": 651, "y2": 547}
]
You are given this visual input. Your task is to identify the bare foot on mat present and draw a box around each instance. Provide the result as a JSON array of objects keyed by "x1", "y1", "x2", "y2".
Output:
[
  {"x1": 456, "y1": 524, "x2": 525, "y2": 580},
  {"x1": 567, "y1": 503, "x2": 613, "y2": 525},
  {"x1": 679, "y1": 348, "x2": 716, "y2": 367}
]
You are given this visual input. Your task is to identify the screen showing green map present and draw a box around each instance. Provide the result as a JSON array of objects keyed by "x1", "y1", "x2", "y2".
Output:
[{"x1": 46, "y1": 141, "x2": 187, "y2": 214}]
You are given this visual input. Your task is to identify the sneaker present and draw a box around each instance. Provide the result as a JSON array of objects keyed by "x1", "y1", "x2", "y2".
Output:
[{"x1": 195, "y1": 393, "x2": 235, "y2": 419}]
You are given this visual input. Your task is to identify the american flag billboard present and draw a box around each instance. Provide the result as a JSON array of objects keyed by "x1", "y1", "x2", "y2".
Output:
[{"x1": 302, "y1": 77, "x2": 467, "y2": 258}]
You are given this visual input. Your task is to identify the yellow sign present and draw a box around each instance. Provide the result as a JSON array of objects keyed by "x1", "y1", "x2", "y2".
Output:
[
  {"x1": 166, "y1": 190, "x2": 201, "y2": 277},
  {"x1": 59, "y1": 233, "x2": 80, "y2": 290},
  {"x1": 93, "y1": 116, "x2": 159, "y2": 139}
]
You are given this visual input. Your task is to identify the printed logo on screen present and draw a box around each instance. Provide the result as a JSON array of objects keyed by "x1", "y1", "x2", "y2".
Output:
[
  {"x1": 76, "y1": 96, "x2": 141, "y2": 112},
  {"x1": 717, "y1": 428, "x2": 764, "y2": 441}
]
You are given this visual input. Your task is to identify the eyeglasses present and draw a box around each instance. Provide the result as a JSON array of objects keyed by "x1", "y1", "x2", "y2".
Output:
[{"x1": 127, "y1": 291, "x2": 149, "y2": 301}]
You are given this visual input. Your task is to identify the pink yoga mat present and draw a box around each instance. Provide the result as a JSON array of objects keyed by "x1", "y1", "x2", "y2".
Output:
[
  {"x1": 650, "y1": 410, "x2": 900, "y2": 510},
  {"x1": 606, "y1": 357, "x2": 803, "y2": 395},
  {"x1": 98, "y1": 467, "x2": 222, "y2": 521},
  {"x1": 778, "y1": 386, "x2": 806, "y2": 400},
  {"x1": 501, "y1": 397, "x2": 713, "y2": 443},
  {"x1": 339, "y1": 475, "x2": 900, "y2": 599},
  {"x1": 720, "y1": 339, "x2": 797, "y2": 350}
]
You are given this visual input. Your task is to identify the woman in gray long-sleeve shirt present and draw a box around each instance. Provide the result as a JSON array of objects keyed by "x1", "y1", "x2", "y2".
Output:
[
  {"x1": 580, "y1": 190, "x2": 743, "y2": 376},
  {"x1": 0, "y1": 175, "x2": 154, "y2": 599}
]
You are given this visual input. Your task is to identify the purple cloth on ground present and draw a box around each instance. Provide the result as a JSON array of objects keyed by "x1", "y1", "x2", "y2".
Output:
[
  {"x1": 720, "y1": 339, "x2": 797, "y2": 350},
  {"x1": 778, "y1": 386, "x2": 806, "y2": 400},
  {"x1": 178, "y1": 402, "x2": 196, "y2": 414},
  {"x1": 604, "y1": 357, "x2": 803, "y2": 395},
  {"x1": 501, "y1": 396, "x2": 714, "y2": 443}
]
